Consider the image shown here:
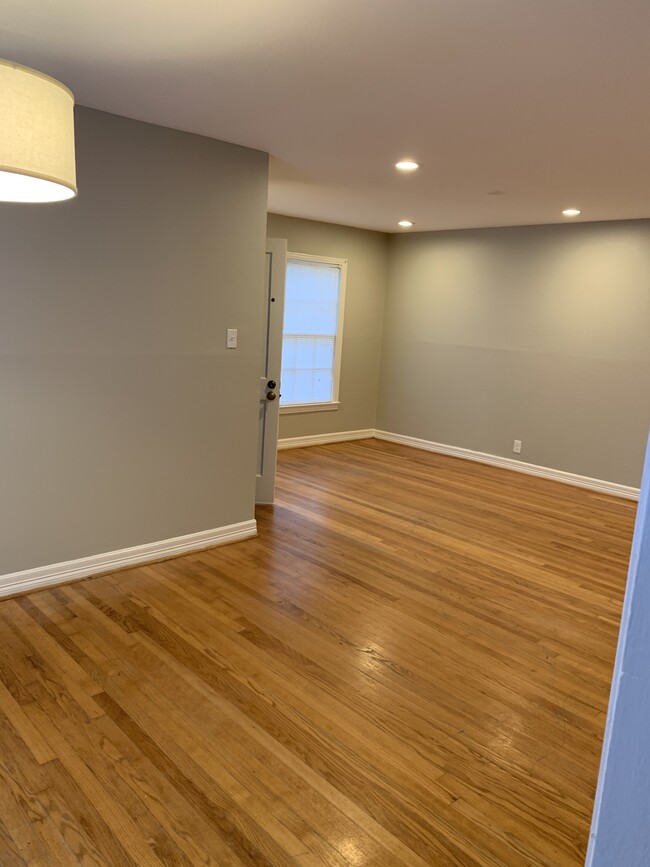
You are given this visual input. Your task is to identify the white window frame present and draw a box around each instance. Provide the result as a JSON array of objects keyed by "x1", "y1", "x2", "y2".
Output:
[{"x1": 280, "y1": 251, "x2": 347, "y2": 415}]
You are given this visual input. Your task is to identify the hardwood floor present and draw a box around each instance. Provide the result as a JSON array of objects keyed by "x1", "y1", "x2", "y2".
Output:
[{"x1": 0, "y1": 439, "x2": 636, "y2": 866}]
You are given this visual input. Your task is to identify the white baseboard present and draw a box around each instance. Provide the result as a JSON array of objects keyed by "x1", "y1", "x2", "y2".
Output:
[
  {"x1": 278, "y1": 429, "x2": 375, "y2": 450},
  {"x1": 1, "y1": 430, "x2": 634, "y2": 600},
  {"x1": 373, "y1": 430, "x2": 640, "y2": 501},
  {"x1": 0, "y1": 519, "x2": 257, "y2": 600}
]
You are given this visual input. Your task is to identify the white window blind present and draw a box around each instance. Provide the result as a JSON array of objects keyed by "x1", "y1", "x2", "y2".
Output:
[{"x1": 281, "y1": 256, "x2": 344, "y2": 407}]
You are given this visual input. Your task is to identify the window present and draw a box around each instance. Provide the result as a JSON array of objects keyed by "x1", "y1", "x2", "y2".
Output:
[{"x1": 280, "y1": 253, "x2": 347, "y2": 412}]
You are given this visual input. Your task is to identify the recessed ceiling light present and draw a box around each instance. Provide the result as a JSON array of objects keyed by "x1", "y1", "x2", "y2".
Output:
[
  {"x1": 562, "y1": 208, "x2": 581, "y2": 217},
  {"x1": 395, "y1": 160, "x2": 419, "y2": 171},
  {"x1": 398, "y1": 220, "x2": 414, "y2": 228}
]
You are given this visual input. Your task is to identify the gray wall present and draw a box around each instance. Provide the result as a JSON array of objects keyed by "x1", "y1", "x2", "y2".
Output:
[
  {"x1": 266, "y1": 213, "x2": 388, "y2": 439},
  {"x1": 0, "y1": 107, "x2": 268, "y2": 575},
  {"x1": 587, "y1": 431, "x2": 650, "y2": 865},
  {"x1": 376, "y1": 220, "x2": 650, "y2": 487}
]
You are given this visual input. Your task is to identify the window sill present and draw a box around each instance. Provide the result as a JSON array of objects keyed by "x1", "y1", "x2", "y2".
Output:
[{"x1": 280, "y1": 401, "x2": 340, "y2": 415}]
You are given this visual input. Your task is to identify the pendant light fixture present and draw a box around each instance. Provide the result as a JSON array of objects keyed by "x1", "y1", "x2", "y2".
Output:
[{"x1": 0, "y1": 59, "x2": 77, "y2": 203}]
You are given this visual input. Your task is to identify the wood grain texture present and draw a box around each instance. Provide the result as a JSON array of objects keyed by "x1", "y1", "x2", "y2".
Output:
[{"x1": 0, "y1": 439, "x2": 635, "y2": 865}]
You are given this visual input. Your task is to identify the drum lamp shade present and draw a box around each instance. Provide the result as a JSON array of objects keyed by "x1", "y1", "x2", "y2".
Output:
[{"x1": 0, "y1": 59, "x2": 77, "y2": 203}]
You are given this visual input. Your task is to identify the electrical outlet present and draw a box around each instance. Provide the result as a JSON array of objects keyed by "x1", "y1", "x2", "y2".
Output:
[{"x1": 513, "y1": 439, "x2": 522, "y2": 454}]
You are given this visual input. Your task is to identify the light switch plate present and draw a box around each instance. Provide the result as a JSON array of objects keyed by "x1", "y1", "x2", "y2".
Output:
[{"x1": 227, "y1": 328, "x2": 238, "y2": 349}]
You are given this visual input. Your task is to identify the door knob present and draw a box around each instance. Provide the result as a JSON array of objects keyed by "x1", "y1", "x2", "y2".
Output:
[
  {"x1": 267, "y1": 391, "x2": 277, "y2": 401},
  {"x1": 267, "y1": 380, "x2": 277, "y2": 389}
]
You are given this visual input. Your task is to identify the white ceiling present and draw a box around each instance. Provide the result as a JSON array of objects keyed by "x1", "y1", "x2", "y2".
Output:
[{"x1": 1, "y1": 0, "x2": 649, "y2": 232}]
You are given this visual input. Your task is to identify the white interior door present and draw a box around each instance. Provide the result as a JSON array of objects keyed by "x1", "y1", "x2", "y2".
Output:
[{"x1": 256, "y1": 238, "x2": 287, "y2": 504}]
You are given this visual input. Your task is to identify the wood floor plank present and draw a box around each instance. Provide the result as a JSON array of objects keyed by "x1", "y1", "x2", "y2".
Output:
[
  {"x1": 0, "y1": 679, "x2": 56, "y2": 765},
  {"x1": 0, "y1": 439, "x2": 635, "y2": 865}
]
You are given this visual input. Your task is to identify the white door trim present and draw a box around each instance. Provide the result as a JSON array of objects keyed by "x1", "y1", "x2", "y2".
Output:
[{"x1": 256, "y1": 239, "x2": 287, "y2": 504}]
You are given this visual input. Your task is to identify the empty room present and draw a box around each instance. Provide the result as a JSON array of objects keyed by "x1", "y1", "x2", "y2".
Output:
[{"x1": 1, "y1": 2, "x2": 649, "y2": 865}]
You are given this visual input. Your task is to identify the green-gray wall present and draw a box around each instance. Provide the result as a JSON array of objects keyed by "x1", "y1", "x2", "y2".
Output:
[
  {"x1": 1, "y1": 107, "x2": 268, "y2": 575},
  {"x1": 266, "y1": 213, "x2": 388, "y2": 439},
  {"x1": 377, "y1": 220, "x2": 650, "y2": 487}
]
